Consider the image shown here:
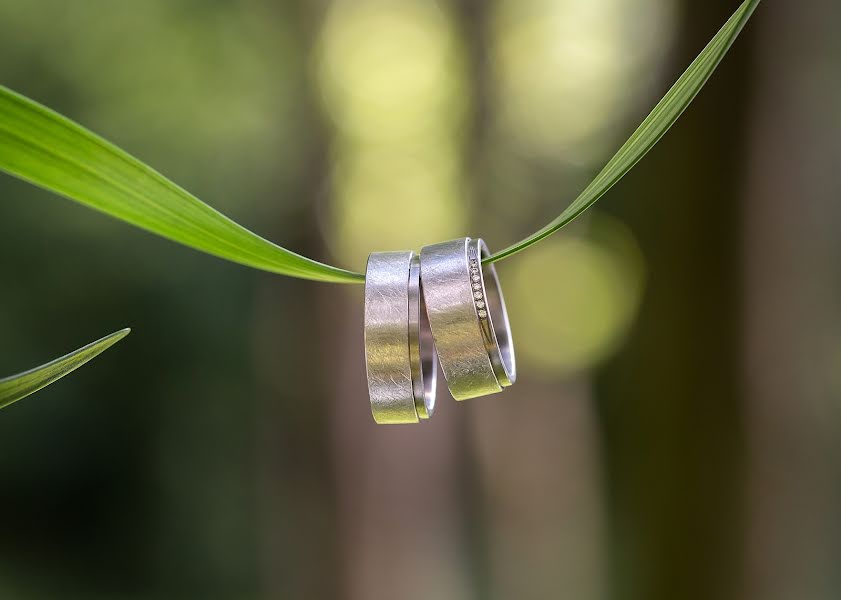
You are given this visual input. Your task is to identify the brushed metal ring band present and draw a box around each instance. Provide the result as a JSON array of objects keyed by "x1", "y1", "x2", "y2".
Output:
[
  {"x1": 419, "y1": 238, "x2": 516, "y2": 400},
  {"x1": 364, "y1": 251, "x2": 437, "y2": 424}
]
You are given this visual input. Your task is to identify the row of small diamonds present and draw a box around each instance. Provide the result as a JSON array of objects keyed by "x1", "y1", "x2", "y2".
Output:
[{"x1": 469, "y1": 257, "x2": 488, "y2": 319}]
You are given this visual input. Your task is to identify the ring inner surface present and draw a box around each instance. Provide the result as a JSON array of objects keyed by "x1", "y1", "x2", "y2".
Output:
[
  {"x1": 407, "y1": 255, "x2": 425, "y2": 419},
  {"x1": 476, "y1": 240, "x2": 516, "y2": 386},
  {"x1": 417, "y1": 257, "x2": 437, "y2": 417},
  {"x1": 409, "y1": 255, "x2": 435, "y2": 419}
]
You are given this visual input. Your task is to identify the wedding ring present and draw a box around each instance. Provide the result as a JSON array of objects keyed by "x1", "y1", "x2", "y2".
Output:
[
  {"x1": 364, "y1": 251, "x2": 437, "y2": 424},
  {"x1": 420, "y1": 238, "x2": 516, "y2": 400}
]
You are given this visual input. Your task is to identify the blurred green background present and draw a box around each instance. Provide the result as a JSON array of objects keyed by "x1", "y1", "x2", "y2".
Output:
[{"x1": 1, "y1": 1, "x2": 839, "y2": 599}]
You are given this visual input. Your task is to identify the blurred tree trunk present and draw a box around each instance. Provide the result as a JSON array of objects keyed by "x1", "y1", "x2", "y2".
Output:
[
  {"x1": 254, "y1": 166, "x2": 341, "y2": 597},
  {"x1": 598, "y1": 3, "x2": 758, "y2": 600},
  {"x1": 743, "y1": 2, "x2": 841, "y2": 599},
  {"x1": 321, "y1": 0, "x2": 474, "y2": 597},
  {"x1": 254, "y1": 3, "x2": 340, "y2": 599},
  {"x1": 454, "y1": 1, "x2": 606, "y2": 599},
  {"x1": 327, "y1": 294, "x2": 473, "y2": 600}
]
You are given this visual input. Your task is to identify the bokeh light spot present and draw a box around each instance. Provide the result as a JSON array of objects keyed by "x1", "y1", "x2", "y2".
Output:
[{"x1": 506, "y1": 214, "x2": 645, "y2": 377}]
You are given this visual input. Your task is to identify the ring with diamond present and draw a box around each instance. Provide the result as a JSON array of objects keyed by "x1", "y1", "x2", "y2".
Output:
[
  {"x1": 364, "y1": 251, "x2": 437, "y2": 424},
  {"x1": 419, "y1": 238, "x2": 516, "y2": 400}
]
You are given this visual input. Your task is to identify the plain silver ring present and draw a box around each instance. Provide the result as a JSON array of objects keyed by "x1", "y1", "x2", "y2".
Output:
[
  {"x1": 419, "y1": 238, "x2": 516, "y2": 400},
  {"x1": 364, "y1": 251, "x2": 437, "y2": 424}
]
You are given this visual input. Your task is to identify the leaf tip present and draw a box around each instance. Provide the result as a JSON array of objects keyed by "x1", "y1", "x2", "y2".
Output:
[
  {"x1": 111, "y1": 327, "x2": 131, "y2": 342},
  {"x1": 96, "y1": 327, "x2": 131, "y2": 350}
]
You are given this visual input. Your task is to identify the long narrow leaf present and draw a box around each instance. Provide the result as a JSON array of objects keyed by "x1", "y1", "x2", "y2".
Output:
[
  {"x1": 0, "y1": 328, "x2": 130, "y2": 410},
  {"x1": 0, "y1": 88, "x2": 363, "y2": 284},
  {"x1": 0, "y1": 0, "x2": 758, "y2": 278},
  {"x1": 486, "y1": 0, "x2": 760, "y2": 263}
]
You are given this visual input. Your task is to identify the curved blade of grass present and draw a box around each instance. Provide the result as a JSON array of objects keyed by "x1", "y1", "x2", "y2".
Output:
[
  {"x1": 0, "y1": 328, "x2": 130, "y2": 410},
  {"x1": 486, "y1": 0, "x2": 761, "y2": 264},
  {"x1": 0, "y1": 88, "x2": 363, "y2": 284}
]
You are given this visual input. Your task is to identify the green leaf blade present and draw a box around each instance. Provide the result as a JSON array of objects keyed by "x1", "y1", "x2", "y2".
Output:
[
  {"x1": 0, "y1": 87, "x2": 363, "y2": 284},
  {"x1": 486, "y1": 0, "x2": 761, "y2": 264},
  {"x1": 0, "y1": 328, "x2": 131, "y2": 410}
]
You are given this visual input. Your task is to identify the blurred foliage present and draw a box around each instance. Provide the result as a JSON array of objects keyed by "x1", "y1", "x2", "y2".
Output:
[
  {"x1": 489, "y1": 0, "x2": 675, "y2": 159},
  {"x1": 0, "y1": 1, "x2": 782, "y2": 600},
  {"x1": 317, "y1": 0, "x2": 469, "y2": 266}
]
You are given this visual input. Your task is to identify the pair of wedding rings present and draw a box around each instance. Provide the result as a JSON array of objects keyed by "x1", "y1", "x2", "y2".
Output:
[{"x1": 363, "y1": 238, "x2": 516, "y2": 424}]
